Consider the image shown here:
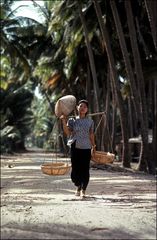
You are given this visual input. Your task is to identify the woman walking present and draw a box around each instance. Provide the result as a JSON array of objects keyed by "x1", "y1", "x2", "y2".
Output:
[{"x1": 60, "y1": 99, "x2": 96, "y2": 198}]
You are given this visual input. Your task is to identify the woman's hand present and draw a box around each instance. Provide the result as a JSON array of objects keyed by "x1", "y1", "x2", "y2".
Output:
[
  {"x1": 60, "y1": 115, "x2": 67, "y2": 121},
  {"x1": 91, "y1": 145, "x2": 96, "y2": 157},
  {"x1": 60, "y1": 115, "x2": 70, "y2": 136}
]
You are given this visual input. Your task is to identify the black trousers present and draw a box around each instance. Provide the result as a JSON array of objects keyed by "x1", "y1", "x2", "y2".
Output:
[{"x1": 71, "y1": 141, "x2": 91, "y2": 190}]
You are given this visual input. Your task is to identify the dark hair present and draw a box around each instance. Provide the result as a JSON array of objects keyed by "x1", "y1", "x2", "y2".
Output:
[{"x1": 78, "y1": 99, "x2": 89, "y2": 107}]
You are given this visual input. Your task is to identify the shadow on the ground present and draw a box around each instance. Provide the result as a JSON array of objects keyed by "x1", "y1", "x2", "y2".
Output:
[
  {"x1": 1, "y1": 151, "x2": 156, "y2": 240},
  {"x1": 1, "y1": 150, "x2": 156, "y2": 208},
  {"x1": 1, "y1": 221, "x2": 150, "y2": 240}
]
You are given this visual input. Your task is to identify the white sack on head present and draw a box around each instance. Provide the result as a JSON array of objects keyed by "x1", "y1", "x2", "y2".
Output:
[{"x1": 55, "y1": 95, "x2": 76, "y2": 117}]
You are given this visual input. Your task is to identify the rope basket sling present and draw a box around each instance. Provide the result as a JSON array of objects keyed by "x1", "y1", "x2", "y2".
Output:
[
  {"x1": 41, "y1": 95, "x2": 76, "y2": 176},
  {"x1": 90, "y1": 112, "x2": 115, "y2": 165},
  {"x1": 41, "y1": 133, "x2": 71, "y2": 176}
]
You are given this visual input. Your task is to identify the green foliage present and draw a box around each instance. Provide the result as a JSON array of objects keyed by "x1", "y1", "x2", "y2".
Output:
[
  {"x1": 1, "y1": 0, "x2": 156, "y2": 164},
  {"x1": 30, "y1": 94, "x2": 55, "y2": 149},
  {"x1": 0, "y1": 125, "x2": 21, "y2": 153},
  {"x1": 33, "y1": 57, "x2": 55, "y2": 82},
  {"x1": 0, "y1": 81, "x2": 34, "y2": 153}
]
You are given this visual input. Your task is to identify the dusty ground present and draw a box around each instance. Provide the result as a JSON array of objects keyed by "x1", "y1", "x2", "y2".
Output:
[{"x1": 1, "y1": 149, "x2": 156, "y2": 240}]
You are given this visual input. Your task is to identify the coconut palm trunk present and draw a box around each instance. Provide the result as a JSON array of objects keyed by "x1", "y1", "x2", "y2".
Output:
[
  {"x1": 152, "y1": 76, "x2": 157, "y2": 170},
  {"x1": 110, "y1": 0, "x2": 140, "y2": 119},
  {"x1": 144, "y1": 0, "x2": 157, "y2": 50},
  {"x1": 110, "y1": 0, "x2": 148, "y2": 168},
  {"x1": 93, "y1": 0, "x2": 131, "y2": 167},
  {"x1": 125, "y1": 0, "x2": 155, "y2": 174},
  {"x1": 102, "y1": 67, "x2": 112, "y2": 151},
  {"x1": 154, "y1": 82, "x2": 157, "y2": 168},
  {"x1": 77, "y1": 2, "x2": 99, "y2": 114},
  {"x1": 78, "y1": 2, "x2": 103, "y2": 148}
]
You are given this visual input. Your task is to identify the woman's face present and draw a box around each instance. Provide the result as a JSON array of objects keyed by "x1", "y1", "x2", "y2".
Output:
[{"x1": 77, "y1": 102, "x2": 88, "y2": 115}]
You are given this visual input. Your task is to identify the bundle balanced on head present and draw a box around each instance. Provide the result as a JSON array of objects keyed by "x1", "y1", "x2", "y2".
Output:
[{"x1": 60, "y1": 99, "x2": 96, "y2": 199}]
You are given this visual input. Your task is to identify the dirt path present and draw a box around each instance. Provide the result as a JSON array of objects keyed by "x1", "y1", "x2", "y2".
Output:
[{"x1": 1, "y1": 150, "x2": 156, "y2": 239}]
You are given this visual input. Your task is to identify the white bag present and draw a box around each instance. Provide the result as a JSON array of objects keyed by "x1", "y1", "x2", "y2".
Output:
[{"x1": 55, "y1": 95, "x2": 76, "y2": 117}]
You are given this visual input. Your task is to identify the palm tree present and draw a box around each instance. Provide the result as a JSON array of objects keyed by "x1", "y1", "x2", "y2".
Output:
[
  {"x1": 125, "y1": 0, "x2": 155, "y2": 174},
  {"x1": 93, "y1": 0, "x2": 131, "y2": 167},
  {"x1": 1, "y1": 0, "x2": 156, "y2": 174},
  {"x1": 109, "y1": 0, "x2": 149, "y2": 171},
  {"x1": 0, "y1": 0, "x2": 48, "y2": 152},
  {"x1": 110, "y1": 0, "x2": 140, "y2": 116},
  {"x1": 77, "y1": 1, "x2": 99, "y2": 114},
  {"x1": 144, "y1": 0, "x2": 157, "y2": 51}
]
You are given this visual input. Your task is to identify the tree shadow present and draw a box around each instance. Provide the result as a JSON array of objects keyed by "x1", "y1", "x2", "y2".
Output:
[
  {"x1": 1, "y1": 153, "x2": 156, "y2": 240},
  {"x1": 1, "y1": 221, "x2": 151, "y2": 240}
]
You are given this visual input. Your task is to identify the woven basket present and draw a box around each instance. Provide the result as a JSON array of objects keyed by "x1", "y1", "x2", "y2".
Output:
[
  {"x1": 55, "y1": 95, "x2": 76, "y2": 117},
  {"x1": 91, "y1": 151, "x2": 115, "y2": 164},
  {"x1": 41, "y1": 162, "x2": 71, "y2": 176}
]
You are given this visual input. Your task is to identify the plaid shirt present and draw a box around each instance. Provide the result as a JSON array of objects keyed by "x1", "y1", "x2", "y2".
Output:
[{"x1": 67, "y1": 117, "x2": 94, "y2": 149}]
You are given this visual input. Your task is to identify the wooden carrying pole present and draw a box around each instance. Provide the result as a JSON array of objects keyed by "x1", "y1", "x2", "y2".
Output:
[
  {"x1": 69, "y1": 111, "x2": 105, "y2": 118},
  {"x1": 87, "y1": 111, "x2": 105, "y2": 117}
]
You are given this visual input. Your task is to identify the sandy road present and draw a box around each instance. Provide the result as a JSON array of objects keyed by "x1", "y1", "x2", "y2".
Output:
[{"x1": 1, "y1": 151, "x2": 156, "y2": 239}]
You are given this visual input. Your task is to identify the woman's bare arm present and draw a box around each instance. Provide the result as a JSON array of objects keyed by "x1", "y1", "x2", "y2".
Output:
[
  {"x1": 60, "y1": 115, "x2": 71, "y2": 137},
  {"x1": 90, "y1": 132, "x2": 96, "y2": 149}
]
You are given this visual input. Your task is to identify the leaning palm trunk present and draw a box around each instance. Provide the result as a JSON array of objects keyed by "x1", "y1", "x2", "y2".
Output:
[
  {"x1": 93, "y1": 0, "x2": 131, "y2": 167},
  {"x1": 128, "y1": 96, "x2": 134, "y2": 138},
  {"x1": 102, "y1": 67, "x2": 112, "y2": 152},
  {"x1": 110, "y1": 0, "x2": 149, "y2": 169},
  {"x1": 152, "y1": 77, "x2": 157, "y2": 170},
  {"x1": 144, "y1": 0, "x2": 157, "y2": 50},
  {"x1": 125, "y1": 0, "x2": 155, "y2": 174},
  {"x1": 86, "y1": 63, "x2": 92, "y2": 110},
  {"x1": 77, "y1": 2, "x2": 99, "y2": 114},
  {"x1": 110, "y1": 0, "x2": 140, "y2": 121},
  {"x1": 78, "y1": 2, "x2": 102, "y2": 148},
  {"x1": 98, "y1": 66, "x2": 111, "y2": 151}
]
